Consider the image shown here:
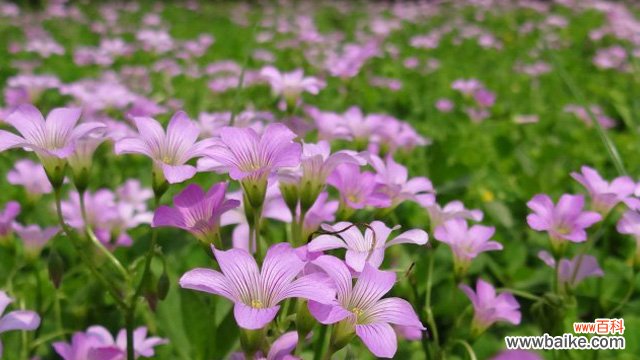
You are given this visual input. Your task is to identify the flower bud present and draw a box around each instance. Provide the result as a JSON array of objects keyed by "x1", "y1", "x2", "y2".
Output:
[
  {"x1": 330, "y1": 320, "x2": 356, "y2": 354},
  {"x1": 48, "y1": 249, "x2": 65, "y2": 289},
  {"x1": 279, "y1": 181, "x2": 299, "y2": 215},
  {"x1": 296, "y1": 300, "x2": 316, "y2": 338},
  {"x1": 242, "y1": 180, "x2": 267, "y2": 210},
  {"x1": 157, "y1": 271, "x2": 170, "y2": 301},
  {"x1": 240, "y1": 328, "x2": 266, "y2": 358}
]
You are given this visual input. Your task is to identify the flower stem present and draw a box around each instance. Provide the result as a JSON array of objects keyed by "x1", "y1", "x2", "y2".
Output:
[
  {"x1": 605, "y1": 268, "x2": 637, "y2": 317},
  {"x1": 425, "y1": 252, "x2": 440, "y2": 354},
  {"x1": 127, "y1": 192, "x2": 163, "y2": 360},
  {"x1": 54, "y1": 187, "x2": 128, "y2": 309},
  {"x1": 78, "y1": 189, "x2": 129, "y2": 280}
]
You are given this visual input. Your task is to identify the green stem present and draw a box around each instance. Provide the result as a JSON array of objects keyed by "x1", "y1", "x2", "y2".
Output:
[
  {"x1": 452, "y1": 339, "x2": 477, "y2": 360},
  {"x1": 605, "y1": 268, "x2": 637, "y2": 317},
  {"x1": 126, "y1": 307, "x2": 135, "y2": 360},
  {"x1": 497, "y1": 288, "x2": 542, "y2": 301},
  {"x1": 425, "y1": 253, "x2": 440, "y2": 350},
  {"x1": 79, "y1": 190, "x2": 129, "y2": 280},
  {"x1": 127, "y1": 193, "x2": 163, "y2": 360},
  {"x1": 54, "y1": 188, "x2": 128, "y2": 309}
]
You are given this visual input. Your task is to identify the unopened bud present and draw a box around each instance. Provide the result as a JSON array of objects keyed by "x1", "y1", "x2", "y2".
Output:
[{"x1": 48, "y1": 249, "x2": 65, "y2": 288}]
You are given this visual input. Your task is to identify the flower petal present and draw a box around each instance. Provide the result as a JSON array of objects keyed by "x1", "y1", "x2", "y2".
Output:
[
  {"x1": 277, "y1": 272, "x2": 336, "y2": 304},
  {"x1": 267, "y1": 331, "x2": 298, "y2": 360},
  {"x1": 233, "y1": 302, "x2": 280, "y2": 330},
  {"x1": 161, "y1": 163, "x2": 197, "y2": 184},
  {"x1": 0, "y1": 310, "x2": 40, "y2": 333},
  {"x1": 364, "y1": 298, "x2": 424, "y2": 328},
  {"x1": 0, "y1": 130, "x2": 29, "y2": 152},
  {"x1": 214, "y1": 247, "x2": 261, "y2": 303},
  {"x1": 350, "y1": 264, "x2": 395, "y2": 309},
  {"x1": 307, "y1": 301, "x2": 351, "y2": 325},
  {"x1": 307, "y1": 234, "x2": 347, "y2": 252},
  {"x1": 355, "y1": 323, "x2": 397, "y2": 358},
  {"x1": 312, "y1": 255, "x2": 353, "y2": 303},
  {"x1": 386, "y1": 229, "x2": 428, "y2": 247},
  {"x1": 179, "y1": 268, "x2": 236, "y2": 302}
]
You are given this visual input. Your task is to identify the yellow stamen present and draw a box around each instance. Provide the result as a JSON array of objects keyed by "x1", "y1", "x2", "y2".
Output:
[{"x1": 251, "y1": 299, "x2": 264, "y2": 309}]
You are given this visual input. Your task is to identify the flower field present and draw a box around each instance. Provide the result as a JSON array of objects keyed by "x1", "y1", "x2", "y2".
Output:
[{"x1": 1, "y1": 0, "x2": 640, "y2": 359}]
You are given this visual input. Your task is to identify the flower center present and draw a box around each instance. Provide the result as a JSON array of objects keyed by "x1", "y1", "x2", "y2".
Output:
[
  {"x1": 351, "y1": 307, "x2": 364, "y2": 319},
  {"x1": 251, "y1": 299, "x2": 264, "y2": 309}
]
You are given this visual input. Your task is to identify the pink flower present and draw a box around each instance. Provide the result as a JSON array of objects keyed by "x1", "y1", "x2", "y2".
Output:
[
  {"x1": 308, "y1": 221, "x2": 428, "y2": 272},
  {"x1": 53, "y1": 325, "x2": 166, "y2": 360},
  {"x1": 153, "y1": 183, "x2": 239, "y2": 244},
  {"x1": 538, "y1": 251, "x2": 604, "y2": 288},
  {"x1": 571, "y1": 166, "x2": 637, "y2": 214},
  {"x1": 459, "y1": 279, "x2": 520, "y2": 334},
  {"x1": 260, "y1": 66, "x2": 325, "y2": 104},
  {"x1": 0, "y1": 201, "x2": 20, "y2": 240},
  {"x1": 327, "y1": 163, "x2": 391, "y2": 210},
  {"x1": 435, "y1": 99, "x2": 454, "y2": 113},
  {"x1": 434, "y1": 219, "x2": 502, "y2": 274},
  {"x1": 230, "y1": 331, "x2": 299, "y2": 360},
  {"x1": 279, "y1": 140, "x2": 362, "y2": 208},
  {"x1": 425, "y1": 201, "x2": 484, "y2": 229},
  {"x1": 13, "y1": 223, "x2": 59, "y2": 257},
  {"x1": 308, "y1": 256, "x2": 424, "y2": 358},
  {"x1": 0, "y1": 104, "x2": 105, "y2": 183},
  {"x1": 369, "y1": 155, "x2": 435, "y2": 208},
  {"x1": 180, "y1": 243, "x2": 336, "y2": 330},
  {"x1": 203, "y1": 123, "x2": 301, "y2": 208},
  {"x1": 452, "y1": 79, "x2": 482, "y2": 96},
  {"x1": 527, "y1": 194, "x2": 602, "y2": 245},
  {"x1": 0, "y1": 291, "x2": 41, "y2": 358},
  {"x1": 115, "y1": 111, "x2": 214, "y2": 184},
  {"x1": 7, "y1": 159, "x2": 52, "y2": 195}
]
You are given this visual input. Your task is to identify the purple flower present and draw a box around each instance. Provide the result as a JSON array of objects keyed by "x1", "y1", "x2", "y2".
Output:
[
  {"x1": 434, "y1": 219, "x2": 502, "y2": 274},
  {"x1": 260, "y1": 66, "x2": 325, "y2": 105},
  {"x1": 459, "y1": 279, "x2": 520, "y2": 334},
  {"x1": 526, "y1": 194, "x2": 602, "y2": 246},
  {"x1": 0, "y1": 104, "x2": 105, "y2": 182},
  {"x1": 13, "y1": 223, "x2": 59, "y2": 257},
  {"x1": 116, "y1": 180, "x2": 153, "y2": 213},
  {"x1": 153, "y1": 183, "x2": 239, "y2": 244},
  {"x1": 115, "y1": 111, "x2": 214, "y2": 184},
  {"x1": 7, "y1": 159, "x2": 52, "y2": 195},
  {"x1": 308, "y1": 256, "x2": 424, "y2": 358},
  {"x1": 617, "y1": 209, "x2": 640, "y2": 240},
  {"x1": 62, "y1": 189, "x2": 151, "y2": 250},
  {"x1": 53, "y1": 325, "x2": 166, "y2": 360},
  {"x1": 327, "y1": 163, "x2": 391, "y2": 210},
  {"x1": 308, "y1": 221, "x2": 428, "y2": 272},
  {"x1": 452, "y1": 79, "x2": 482, "y2": 96},
  {"x1": 616, "y1": 209, "x2": 640, "y2": 261},
  {"x1": 369, "y1": 154, "x2": 435, "y2": 208},
  {"x1": 538, "y1": 251, "x2": 604, "y2": 288},
  {"x1": 230, "y1": 331, "x2": 299, "y2": 360},
  {"x1": 473, "y1": 88, "x2": 496, "y2": 108},
  {"x1": 0, "y1": 201, "x2": 21, "y2": 241},
  {"x1": 302, "y1": 192, "x2": 339, "y2": 239},
  {"x1": 435, "y1": 99, "x2": 454, "y2": 113},
  {"x1": 203, "y1": 123, "x2": 301, "y2": 208},
  {"x1": 280, "y1": 141, "x2": 362, "y2": 208},
  {"x1": 179, "y1": 243, "x2": 336, "y2": 330},
  {"x1": 0, "y1": 291, "x2": 41, "y2": 358},
  {"x1": 425, "y1": 201, "x2": 484, "y2": 229},
  {"x1": 571, "y1": 166, "x2": 637, "y2": 214},
  {"x1": 67, "y1": 133, "x2": 107, "y2": 179}
]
